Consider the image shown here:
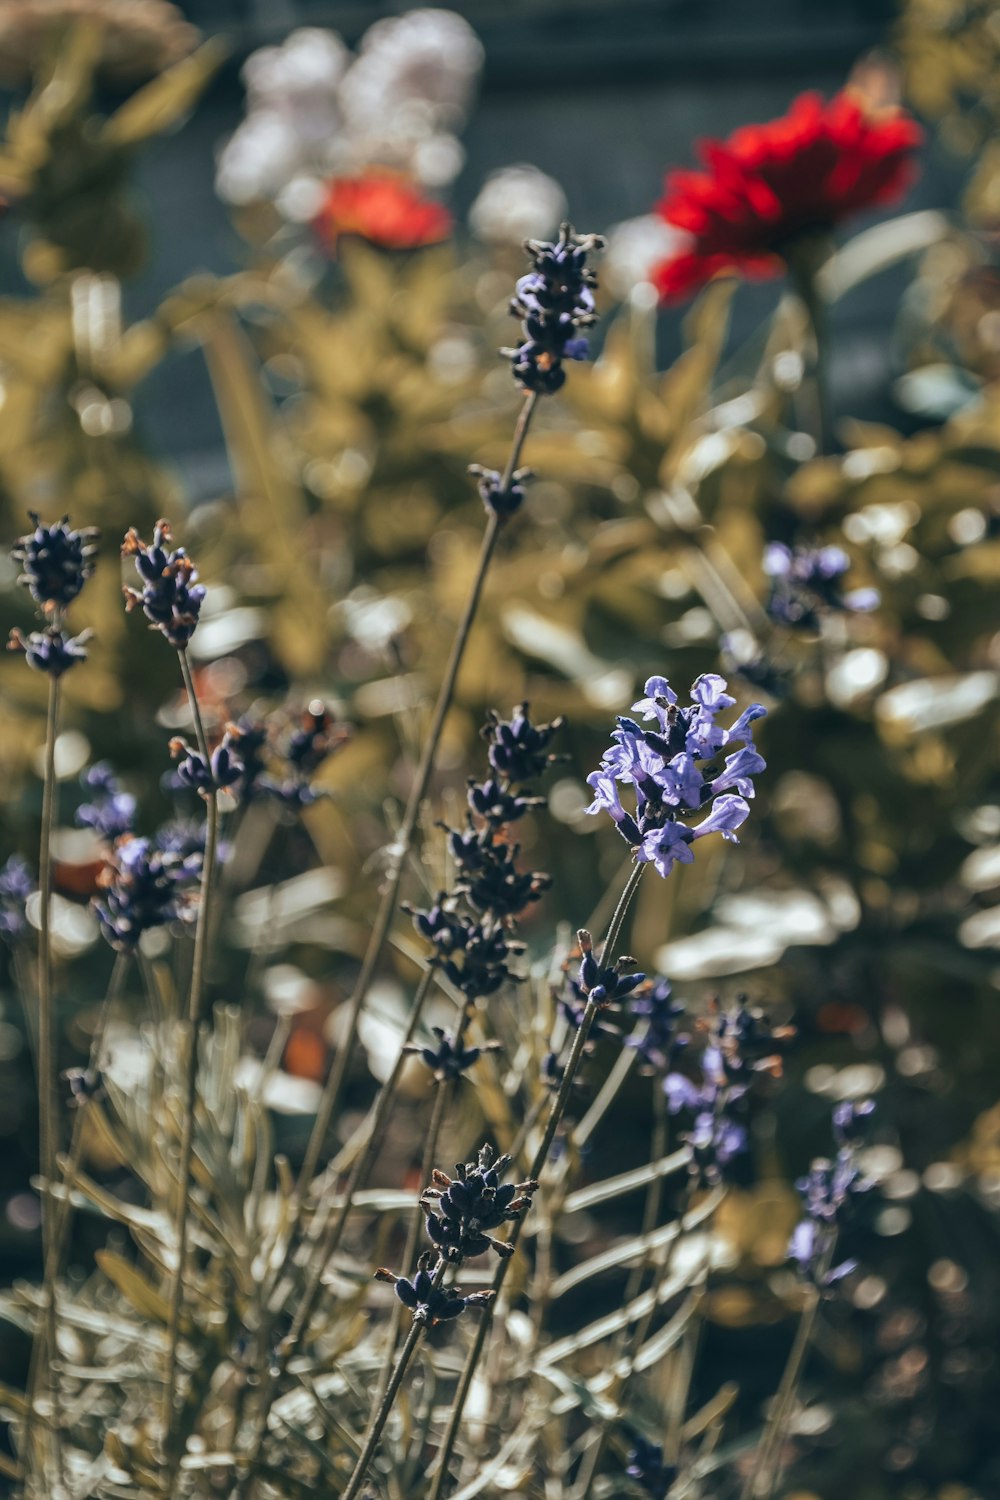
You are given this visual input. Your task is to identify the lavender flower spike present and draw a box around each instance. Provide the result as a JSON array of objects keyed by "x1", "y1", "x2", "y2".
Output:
[{"x1": 586, "y1": 671, "x2": 766, "y2": 877}]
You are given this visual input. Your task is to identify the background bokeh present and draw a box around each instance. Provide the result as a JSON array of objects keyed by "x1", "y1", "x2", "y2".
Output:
[{"x1": 1, "y1": 3, "x2": 999, "y2": 1497}]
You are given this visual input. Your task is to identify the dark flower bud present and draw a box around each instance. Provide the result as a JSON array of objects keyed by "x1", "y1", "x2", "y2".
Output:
[
  {"x1": 404, "y1": 1026, "x2": 502, "y2": 1082},
  {"x1": 468, "y1": 464, "x2": 532, "y2": 518},
  {"x1": 8, "y1": 625, "x2": 90, "y2": 677},
  {"x1": 11, "y1": 513, "x2": 99, "y2": 611},
  {"x1": 62, "y1": 1066, "x2": 105, "y2": 1107},
  {"x1": 122, "y1": 520, "x2": 206, "y2": 648},
  {"x1": 421, "y1": 1145, "x2": 538, "y2": 1264},
  {"x1": 375, "y1": 1253, "x2": 495, "y2": 1326},
  {"x1": 481, "y1": 704, "x2": 564, "y2": 783}
]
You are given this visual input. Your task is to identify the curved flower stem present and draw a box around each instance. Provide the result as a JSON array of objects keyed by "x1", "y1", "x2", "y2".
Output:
[
  {"x1": 369, "y1": 1004, "x2": 470, "y2": 1415},
  {"x1": 427, "y1": 861, "x2": 646, "y2": 1500},
  {"x1": 341, "y1": 1260, "x2": 447, "y2": 1500},
  {"x1": 23, "y1": 672, "x2": 66, "y2": 1499},
  {"x1": 162, "y1": 649, "x2": 221, "y2": 1476},
  {"x1": 571, "y1": 1082, "x2": 670, "y2": 1500},
  {"x1": 291, "y1": 393, "x2": 538, "y2": 1223},
  {"x1": 741, "y1": 1282, "x2": 821, "y2": 1500}
]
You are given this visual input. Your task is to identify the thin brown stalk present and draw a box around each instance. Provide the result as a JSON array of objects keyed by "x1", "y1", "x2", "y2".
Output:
[{"x1": 162, "y1": 649, "x2": 221, "y2": 1475}]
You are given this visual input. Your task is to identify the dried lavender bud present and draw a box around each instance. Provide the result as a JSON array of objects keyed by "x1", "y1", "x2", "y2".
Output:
[
  {"x1": 11, "y1": 513, "x2": 99, "y2": 611},
  {"x1": 576, "y1": 928, "x2": 645, "y2": 1007},
  {"x1": 421, "y1": 1143, "x2": 538, "y2": 1264},
  {"x1": 481, "y1": 704, "x2": 564, "y2": 784},
  {"x1": 8, "y1": 625, "x2": 90, "y2": 677},
  {"x1": 404, "y1": 1026, "x2": 501, "y2": 1082},
  {"x1": 503, "y1": 223, "x2": 604, "y2": 394},
  {"x1": 764, "y1": 541, "x2": 879, "y2": 630},
  {"x1": 375, "y1": 1253, "x2": 495, "y2": 1326},
  {"x1": 168, "y1": 730, "x2": 245, "y2": 795},
  {"x1": 466, "y1": 777, "x2": 546, "y2": 824},
  {"x1": 62, "y1": 1067, "x2": 105, "y2": 1108},
  {"x1": 121, "y1": 519, "x2": 205, "y2": 648},
  {"x1": 468, "y1": 463, "x2": 532, "y2": 518}
]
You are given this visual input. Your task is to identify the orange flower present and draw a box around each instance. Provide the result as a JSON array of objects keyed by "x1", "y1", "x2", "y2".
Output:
[
  {"x1": 653, "y1": 90, "x2": 923, "y2": 302},
  {"x1": 313, "y1": 169, "x2": 452, "y2": 253}
]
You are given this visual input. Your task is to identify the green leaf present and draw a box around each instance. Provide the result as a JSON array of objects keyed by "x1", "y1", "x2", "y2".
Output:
[
  {"x1": 102, "y1": 39, "x2": 227, "y2": 148},
  {"x1": 94, "y1": 1250, "x2": 171, "y2": 1325}
]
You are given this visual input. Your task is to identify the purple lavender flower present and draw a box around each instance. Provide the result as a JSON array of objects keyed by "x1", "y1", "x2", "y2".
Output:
[
  {"x1": 468, "y1": 463, "x2": 532, "y2": 518},
  {"x1": 404, "y1": 1026, "x2": 501, "y2": 1082},
  {"x1": 76, "y1": 763, "x2": 136, "y2": 842},
  {"x1": 625, "y1": 1435, "x2": 678, "y2": 1500},
  {"x1": 586, "y1": 673, "x2": 766, "y2": 879},
  {"x1": 788, "y1": 1100, "x2": 876, "y2": 1286},
  {"x1": 502, "y1": 223, "x2": 604, "y2": 395},
  {"x1": 575, "y1": 928, "x2": 645, "y2": 1008},
  {"x1": 95, "y1": 836, "x2": 193, "y2": 951},
  {"x1": 421, "y1": 1144, "x2": 538, "y2": 1264},
  {"x1": 11, "y1": 513, "x2": 99, "y2": 612},
  {"x1": 628, "y1": 977, "x2": 686, "y2": 1074},
  {"x1": 481, "y1": 704, "x2": 564, "y2": 784},
  {"x1": 763, "y1": 541, "x2": 880, "y2": 629},
  {"x1": 7, "y1": 625, "x2": 90, "y2": 677},
  {"x1": 168, "y1": 731, "x2": 245, "y2": 796},
  {"x1": 0, "y1": 854, "x2": 35, "y2": 942},
  {"x1": 121, "y1": 520, "x2": 205, "y2": 648},
  {"x1": 375, "y1": 1252, "x2": 495, "y2": 1327}
]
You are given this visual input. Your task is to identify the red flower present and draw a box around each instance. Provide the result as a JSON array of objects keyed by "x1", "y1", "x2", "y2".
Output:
[
  {"x1": 313, "y1": 170, "x2": 452, "y2": 253},
  {"x1": 652, "y1": 90, "x2": 923, "y2": 302}
]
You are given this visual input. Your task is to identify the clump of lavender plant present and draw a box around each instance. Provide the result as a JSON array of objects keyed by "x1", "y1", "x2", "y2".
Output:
[
  {"x1": 421, "y1": 1143, "x2": 538, "y2": 1263},
  {"x1": 585, "y1": 672, "x2": 766, "y2": 879},
  {"x1": 95, "y1": 834, "x2": 199, "y2": 952},
  {"x1": 763, "y1": 541, "x2": 879, "y2": 630},
  {"x1": 375, "y1": 1251, "x2": 495, "y2": 1327}
]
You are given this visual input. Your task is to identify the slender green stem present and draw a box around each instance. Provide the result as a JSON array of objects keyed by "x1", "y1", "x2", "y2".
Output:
[
  {"x1": 278, "y1": 969, "x2": 438, "y2": 1360},
  {"x1": 741, "y1": 1282, "x2": 822, "y2": 1500},
  {"x1": 162, "y1": 650, "x2": 221, "y2": 1472},
  {"x1": 427, "y1": 862, "x2": 646, "y2": 1500},
  {"x1": 370, "y1": 1019, "x2": 462, "y2": 1415},
  {"x1": 290, "y1": 393, "x2": 538, "y2": 1220},
  {"x1": 24, "y1": 673, "x2": 65, "y2": 1498},
  {"x1": 572, "y1": 1082, "x2": 670, "y2": 1500},
  {"x1": 237, "y1": 968, "x2": 439, "y2": 1495}
]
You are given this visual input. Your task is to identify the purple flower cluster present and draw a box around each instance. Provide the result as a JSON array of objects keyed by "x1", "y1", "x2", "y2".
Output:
[
  {"x1": 0, "y1": 854, "x2": 35, "y2": 943},
  {"x1": 661, "y1": 998, "x2": 793, "y2": 1186},
  {"x1": 421, "y1": 1144, "x2": 538, "y2": 1264},
  {"x1": 625, "y1": 1436, "x2": 679, "y2": 1500},
  {"x1": 764, "y1": 542, "x2": 879, "y2": 630},
  {"x1": 408, "y1": 705, "x2": 558, "y2": 1011},
  {"x1": 586, "y1": 673, "x2": 766, "y2": 879},
  {"x1": 122, "y1": 520, "x2": 205, "y2": 649},
  {"x1": 7, "y1": 625, "x2": 91, "y2": 678},
  {"x1": 788, "y1": 1099, "x2": 876, "y2": 1287},
  {"x1": 503, "y1": 223, "x2": 603, "y2": 397},
  {"x1": 375, "y1": 1252, "x2": 495, "y2": 1327},
  {"x1": 76, "y1": 763, "x2": 137, "y2": 842},
  {"x1": 403, "y1": 1025, "x2": 501, "y2": 1083},
  {"x1": 11, "y1": 513, "x2": 99, "y2": 611},
  {"x1": 95, "y1": 832, "x2": 202, "y2": 951},
  {"x1": 229, "y1": 704, "x2": 346, "y2": 809}
]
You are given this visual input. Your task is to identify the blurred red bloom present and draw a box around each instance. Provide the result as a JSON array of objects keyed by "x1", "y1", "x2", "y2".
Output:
[
  {"x1": 653, "y1": 90, "x2": 923, "y2": 302},
  {"x1": 313, "y1": 170, "x2": 452, "y2": 253}
]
